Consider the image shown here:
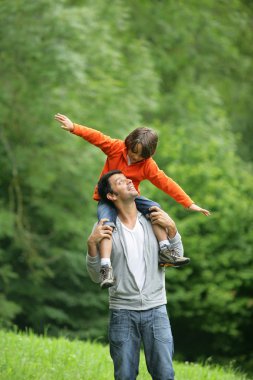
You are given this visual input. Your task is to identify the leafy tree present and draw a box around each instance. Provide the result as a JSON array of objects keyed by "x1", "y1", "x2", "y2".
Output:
[
  {"x1": 128, "y1": 0, "x2": 253, "y2": 162},
  {"x1": 0, "y1": 0, "x2": 159, "y2": 337},
  {"x1": 145, "y1": 85, "x2": 253, "y2": 368}
]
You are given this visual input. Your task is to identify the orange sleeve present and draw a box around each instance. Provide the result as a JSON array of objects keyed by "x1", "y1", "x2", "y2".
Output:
[
  {"x1": 144, "y1": 159, "x2": 194, "y2": 208},
  {"x1": 71, "y1": 123, "x2": 124, "y2": 156}
]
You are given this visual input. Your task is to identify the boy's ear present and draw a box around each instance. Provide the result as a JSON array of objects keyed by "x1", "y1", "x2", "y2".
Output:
[{"x1": 107, "y1": 192, "x2": 117, "y2": 201}]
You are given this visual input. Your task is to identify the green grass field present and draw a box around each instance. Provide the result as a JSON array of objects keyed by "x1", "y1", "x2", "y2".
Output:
[{"x1": 0, "y1": 330, "x2": 250, "y2": 380}]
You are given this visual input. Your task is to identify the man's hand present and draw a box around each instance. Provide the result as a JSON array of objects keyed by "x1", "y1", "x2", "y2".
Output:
[
  {"x1": 189, "y1": 203, "x2": 210, "y2": 216},
  {"x1": 149, "y1": 206, "x2": 177, "y2": 239},
  {"x1": 88, "y1": 219, "x2": 113, "y2": 246},
  {"x1": 54, "y1": 113, "x2": 74, "y2": 132}
]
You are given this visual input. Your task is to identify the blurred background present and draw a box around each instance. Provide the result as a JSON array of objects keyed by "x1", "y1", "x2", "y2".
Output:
[{"x1": 0, "y1": 0, "x2": 252, "y2": 375}]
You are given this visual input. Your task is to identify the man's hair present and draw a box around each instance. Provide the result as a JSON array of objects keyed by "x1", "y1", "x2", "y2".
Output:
[
  {"x1": 125, "y1": 127, "x2": 158, "y2": 159},
  {"x1": 97, "y1": 170, "x2": 123, "y2": 202}
]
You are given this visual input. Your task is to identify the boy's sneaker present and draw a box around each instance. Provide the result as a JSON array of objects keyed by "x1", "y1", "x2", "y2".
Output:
[
  {"x1": 159, "y1": 246, "x2": 190, "y2": 268},
  {"x1": 100, "y1": 265, "x2": 115, "y2": 289}
]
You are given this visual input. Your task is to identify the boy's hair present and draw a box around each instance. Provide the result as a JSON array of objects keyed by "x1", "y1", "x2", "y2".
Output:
[
  {"x1": 125, "y1": 127, "x2": 158, "y2": 159},
  {"x1": 97, "y1": 170, "x2": 122, "y2": 202}
]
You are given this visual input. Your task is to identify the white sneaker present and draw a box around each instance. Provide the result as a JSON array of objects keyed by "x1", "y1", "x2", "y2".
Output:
[
  {"x1": 159, "y1": 246, "x2": 190, "y2": 268},
  {"x1": 100, "y1": 265, "x2": 115, "y2": 289}
]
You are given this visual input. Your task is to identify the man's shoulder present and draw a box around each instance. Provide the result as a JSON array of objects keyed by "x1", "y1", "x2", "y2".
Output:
[
  {"x1": 137, "y1": 212, "x2": 146, "y2": 220},
  {"x1": 91, "y1": 221, "x2": 98, "y2": 231}
]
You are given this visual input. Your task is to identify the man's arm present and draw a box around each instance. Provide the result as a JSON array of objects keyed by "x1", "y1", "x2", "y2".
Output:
[
  {"x1": 149, "y1": 206, "x2": 184, "y2": 256},
  {"x1": 86, "y1": 220, "x2": 113, "y2": 283}
]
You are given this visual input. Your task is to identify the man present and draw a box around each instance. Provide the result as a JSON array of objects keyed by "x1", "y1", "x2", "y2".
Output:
[{"x1": 86, "y1": 170, "x2": 185, "y2": 380}]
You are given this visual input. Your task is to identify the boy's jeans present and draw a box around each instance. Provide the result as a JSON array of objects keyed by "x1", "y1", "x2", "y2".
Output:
[
  {"x1": 98, "y1": 196, "x2": 161, "y2": 227},
  {"x1": 108, "y1": 305, "x2": 175, "y2": 380}
]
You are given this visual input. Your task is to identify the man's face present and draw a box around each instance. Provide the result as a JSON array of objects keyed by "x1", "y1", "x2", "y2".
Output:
[{"x1": 108, "y1": 173, "x2": 138, "y2": 201}]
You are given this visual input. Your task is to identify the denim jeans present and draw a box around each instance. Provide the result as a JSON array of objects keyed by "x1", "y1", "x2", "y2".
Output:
[
  {"x1": 98, "y1": 196, "x2": 161, "y2": 228},
  {"x1": 108, "y1": 305, "x2": 174, "y2": 380}
]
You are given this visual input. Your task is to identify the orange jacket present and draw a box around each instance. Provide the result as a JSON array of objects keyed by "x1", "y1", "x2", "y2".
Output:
[{"x1": 72, "y1": 124, "x2": 193, "y2": 208}]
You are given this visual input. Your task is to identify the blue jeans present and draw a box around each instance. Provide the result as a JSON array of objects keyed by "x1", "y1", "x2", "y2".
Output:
[
  {"x1": 108, "y1": 305, "x2": 175, "y2": 380},
  {"x1": 98, "y1": 196, "x2": 161, "y2": 227}
]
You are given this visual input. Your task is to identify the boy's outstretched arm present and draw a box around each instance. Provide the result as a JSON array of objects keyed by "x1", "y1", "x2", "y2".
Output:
[
  {"x1": 189, "y1": 203, "x2": 210, "y2": 216},
  {"x1": 54, "y1": 113, "x2": 74, "y2": 132},
  {"x1": 144, "y1": 160, "x2": 211, "y2": 216},
  {"x1": 54, "y1": 113, "x2": 123, "y2": 156}
]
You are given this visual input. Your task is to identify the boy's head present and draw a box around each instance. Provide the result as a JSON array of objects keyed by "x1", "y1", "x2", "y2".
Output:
[{"x1": 125, "y1": 127, "x2": 158, "y2": 163}]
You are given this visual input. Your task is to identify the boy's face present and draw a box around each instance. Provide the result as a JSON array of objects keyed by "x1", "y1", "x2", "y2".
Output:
[{"x1": 127, "y1": 143, "x2": 145, "y2": 164}]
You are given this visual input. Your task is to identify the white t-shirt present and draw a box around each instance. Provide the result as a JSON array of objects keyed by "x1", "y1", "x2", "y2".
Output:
[{"x1": 120, "y1": 218, "x2": 146, "y2": 291}]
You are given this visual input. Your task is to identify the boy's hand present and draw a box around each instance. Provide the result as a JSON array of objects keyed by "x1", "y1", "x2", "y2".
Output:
[
  {"x1": 189, "y1": 203, "x2": 211, "y2": 216},
  {"x1": 54, "y1": 113, "x2": 74, "y2": 132}
]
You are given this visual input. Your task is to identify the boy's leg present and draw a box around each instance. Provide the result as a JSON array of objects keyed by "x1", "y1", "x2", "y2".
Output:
[
  {"x1": 134, "y1": 196, "x2": 161, "y2": 219},
  {"x1": 134, "y1": 196, "x2": 170, "y2": 250},
  {"x1": 97, "y1": 201, "x2": 117, "y2": 288},
  {"x1": 135, "y1": 196, "x2": 190, "y2": 268}
]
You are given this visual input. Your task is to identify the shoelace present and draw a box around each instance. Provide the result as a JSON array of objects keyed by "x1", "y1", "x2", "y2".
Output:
[
  {"x1": 169, "y1": 247, "x2": 181, "y2": 258},
  {"x1": 100, "y1": 267, "x2": 109, "y2": 280},
  {"x1": 161, "y1": 245, "x2": 180, "y2": 258}
]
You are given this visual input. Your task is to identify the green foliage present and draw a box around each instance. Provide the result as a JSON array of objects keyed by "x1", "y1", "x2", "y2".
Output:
[
  {"x1": 0, "y1": 0, "x2": 253, "y2": 375},
  {"x1": 0, "y1": 330, "x2": 250, "y2": 380},
  {"x1": 141, "y1": 84, "x2": 253, "y2": 368},
  {"x1": 128, "y1": 0, "x2": 253, "y2": 161},
  {"x1": 0, "y1": 0, "x2": 158, "y2": 341}
]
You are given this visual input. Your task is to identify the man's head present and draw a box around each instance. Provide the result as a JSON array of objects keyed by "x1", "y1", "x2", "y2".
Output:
[
  {"x1": 125, "y1": 127, "x2": 158, "y2": 163},
  {"x1": 98, "y1": 170, "x2": 138, "y2": 204}
]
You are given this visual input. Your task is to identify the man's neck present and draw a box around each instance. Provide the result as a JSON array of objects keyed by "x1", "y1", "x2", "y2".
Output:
[{"x1": 115, "y1": 201, "x2": 138, "y2": 229}]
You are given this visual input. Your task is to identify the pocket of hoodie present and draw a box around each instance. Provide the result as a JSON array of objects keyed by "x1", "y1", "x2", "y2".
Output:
[
  {"x1": 153, "y1": 305, "x2": 173, "y2": 343},
  {"x1": 109, "y1": 310, "x2": 130, "y2": 347},
  {"x1": 109, "y1": 278, "x2": 122, "y2": 296}
]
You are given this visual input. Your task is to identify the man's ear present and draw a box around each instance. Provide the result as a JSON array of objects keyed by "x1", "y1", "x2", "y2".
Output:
[{"x1": 107, "y1": 192, "x2": 117, "y2": 201}]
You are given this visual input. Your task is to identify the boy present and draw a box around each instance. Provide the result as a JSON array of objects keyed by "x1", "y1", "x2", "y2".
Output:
[{"x1": 55, "y1": 113, "x2": 210, "y2": 288}]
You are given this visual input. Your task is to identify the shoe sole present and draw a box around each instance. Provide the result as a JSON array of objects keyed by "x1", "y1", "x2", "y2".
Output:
[
  {"x1": 100, "y1": 281, "x2": 115, "y2": 289},
  {"x1": 159, "y1": 262, "x2": 178, "y2": 267},
  {"x1": 159, "y1": 259, "x2": 190, "y2": 268}
]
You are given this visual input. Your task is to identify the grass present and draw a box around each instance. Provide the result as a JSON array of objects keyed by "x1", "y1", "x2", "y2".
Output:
[{"x1": 0, "y1": 330, "x2": 251, "y2": 380}]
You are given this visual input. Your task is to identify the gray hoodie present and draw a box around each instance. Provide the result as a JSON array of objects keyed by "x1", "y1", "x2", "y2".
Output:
[{"x1": 86, "y1": 213, "x2": 184, "y2": 310}]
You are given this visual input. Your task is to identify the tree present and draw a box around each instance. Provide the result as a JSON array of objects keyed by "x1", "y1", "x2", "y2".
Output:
[
  {"x1": 0, "y1": 0, "x2": 252, "y2": 373},
  {"x1": 0, "y1": 0, "x2": 159, "y2": 337}
]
